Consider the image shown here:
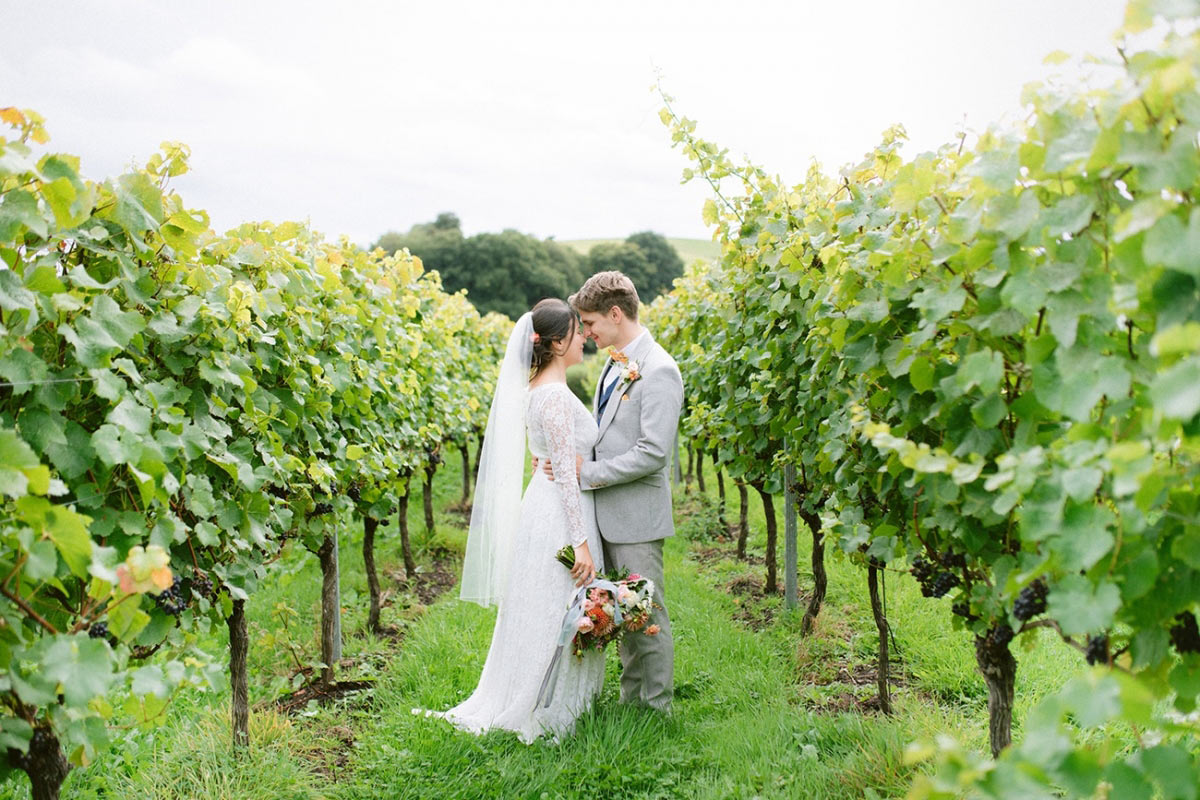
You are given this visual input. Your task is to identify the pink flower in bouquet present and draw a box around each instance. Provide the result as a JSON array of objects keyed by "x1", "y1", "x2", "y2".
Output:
[
  {"x1": 589, "y1": 587, "x2": 608, "y2": 603},
  {"x1": 627, "y1": 574, "x2": 642, "y2": 582},
  {"x1": 645, "y1": 624, "x2": 661, "y2": 636},
  {"x1": 617, "y1": 587, "x2": 636, "y2": 605},
  {"x1": 577, "y1": 616, "x2": 595, "y2": 633}
]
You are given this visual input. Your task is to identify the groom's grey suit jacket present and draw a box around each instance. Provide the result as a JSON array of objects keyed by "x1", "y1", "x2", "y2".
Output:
[{"x1": 579, "y1": 329, "x2": 683, "y2": 545}]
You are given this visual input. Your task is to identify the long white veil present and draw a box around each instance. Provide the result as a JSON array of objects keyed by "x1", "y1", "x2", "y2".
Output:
[{"x1": 459, "y1": 312, "x2": 533, "y2": 607}]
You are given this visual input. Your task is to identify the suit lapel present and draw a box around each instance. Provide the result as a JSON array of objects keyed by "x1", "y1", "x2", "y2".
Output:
[{"x1": 596, "y1": 332, "x2": 655, "y2": 442}]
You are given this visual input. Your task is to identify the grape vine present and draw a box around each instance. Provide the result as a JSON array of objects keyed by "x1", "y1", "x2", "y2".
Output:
[
  {"x1": 649, "y1": 0, "x2": 1200, "y2": 793},
  {"x1": 0, "y1": 108, "x2": 504, "y2": 798}
]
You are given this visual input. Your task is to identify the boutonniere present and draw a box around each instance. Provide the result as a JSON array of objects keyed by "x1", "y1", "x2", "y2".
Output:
[{"x1": 620, "y1": 360, "x2": 641, "y2": 383}]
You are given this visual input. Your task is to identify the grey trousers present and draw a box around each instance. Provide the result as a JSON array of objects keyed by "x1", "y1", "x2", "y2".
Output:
[{"x1": 602, "y1": 538, "x2": 674, "y2": 711}]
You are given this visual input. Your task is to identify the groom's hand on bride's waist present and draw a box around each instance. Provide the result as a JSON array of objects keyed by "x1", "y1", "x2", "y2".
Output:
[{"x1": 531, "y1": 455, "x2": 582, "y2": 482}]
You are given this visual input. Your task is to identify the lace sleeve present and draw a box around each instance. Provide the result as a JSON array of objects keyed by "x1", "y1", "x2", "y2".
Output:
[{"x1": 541, "y1": 385, "x2": 587, "y2": 547}]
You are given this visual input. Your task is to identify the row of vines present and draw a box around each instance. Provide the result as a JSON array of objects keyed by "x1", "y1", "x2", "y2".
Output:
[
  {"x1": 0, "y1": 110, "x2": 507, "y2": 799},
  {"x1": 646, "y1": 1, "x2": 1199, "y2": 796}
]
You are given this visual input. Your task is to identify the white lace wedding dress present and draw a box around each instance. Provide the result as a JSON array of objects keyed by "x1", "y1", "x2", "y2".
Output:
[{"x1": 421, "y1": 382, "x2": 605, "y2": 743}]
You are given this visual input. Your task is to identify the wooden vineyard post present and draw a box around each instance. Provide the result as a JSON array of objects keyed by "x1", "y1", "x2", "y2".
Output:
[
  {"x1": 228, "y1": 597, "x2": 250, "y2": 748},
  {"x1": 363, "y1": 516, "x2": 382, "y2": 634},
  {"x1": 784, "y1": 458, "x2": 798, "y2": 610},
  {"x1": 332, "y1": 528, "x2": 342, "y2": 663},
  {"x1": 867, "y1": 559, "x2": 892, "y2": 714},
  {"x1": 318, "y1": 530, "x2": 342, "y2": 684}
]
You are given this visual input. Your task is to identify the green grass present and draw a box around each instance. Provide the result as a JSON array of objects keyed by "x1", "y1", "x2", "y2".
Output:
[
  {"x1": 1, "y1": 447, "x2": 1089, "y2": 800},
  {"x1": 561, "y1": 238, "x2": 720, "y2": 264}
]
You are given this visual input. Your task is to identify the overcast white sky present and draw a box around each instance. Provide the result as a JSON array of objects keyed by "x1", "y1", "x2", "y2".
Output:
[{"x1": 3, "y1": 1, "x2": 1129, "y2": 246}]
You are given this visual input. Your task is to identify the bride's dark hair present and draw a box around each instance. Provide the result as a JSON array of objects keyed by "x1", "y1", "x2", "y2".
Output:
[{"x1": 529, "y1": 298, "x2": 576, "y2": 377}]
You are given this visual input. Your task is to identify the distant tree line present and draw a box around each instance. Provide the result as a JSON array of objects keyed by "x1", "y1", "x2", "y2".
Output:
[{"x1": 372, "y1": 213, "x2": 683, "y2": 319}]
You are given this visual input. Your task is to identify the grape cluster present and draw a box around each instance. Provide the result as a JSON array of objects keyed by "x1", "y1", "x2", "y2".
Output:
[
  {"x1": 88, "y1": 620, "x2": 117, "y2": 646},
  {"x1": 347, "y1": 484, "x2": 361, "y2": 502},
  {"x1": 951, "y1": 601, "x2": 977, "y2": 621},
  {"x1": 309, "y1": 502, "x2": 334, "y2": 518},
  {"x1": 1170, "y1": 612, "x2": 1200, "y2": 654},
  {"x1": 1085, "y1": 634, "x2": 1109, "y2": 665},
  {"x1": 188, "y1": 569, "x2": 215, "y2": 602},
  {"x1": 941, "y1": 551, "x2": 966, "y2": 569},
  {"x1": 1012, "y1": 579, "x2": 1049, "y2": 622},
  {"x1": 911, "y1": 555, "x2": 960, "y2": 598},
  {"x1": 154, "y1": 576, "x2": 187, "y2": 616},
  {"x1": 267, "y1": 484, "x2": 289, "y2": 500}
]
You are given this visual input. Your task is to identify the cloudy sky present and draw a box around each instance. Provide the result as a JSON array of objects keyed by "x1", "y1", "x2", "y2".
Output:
[{"x1": 3, "y1": 1, "x2": 1129, "y2": 246}]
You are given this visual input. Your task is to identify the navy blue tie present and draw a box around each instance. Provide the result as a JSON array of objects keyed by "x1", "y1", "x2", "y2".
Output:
[{"x1": 596, "y1": 363, "x2": 619, "y2": 420}]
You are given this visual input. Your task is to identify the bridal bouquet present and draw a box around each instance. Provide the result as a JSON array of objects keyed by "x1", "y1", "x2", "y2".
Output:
[{"x1": 555, "y1": 546, "x2": 660, "y2": 658}]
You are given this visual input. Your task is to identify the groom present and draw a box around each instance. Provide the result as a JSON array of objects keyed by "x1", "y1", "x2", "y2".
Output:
[{"x1": 544, "y1": 271, "x2": 683, "y2": 712}]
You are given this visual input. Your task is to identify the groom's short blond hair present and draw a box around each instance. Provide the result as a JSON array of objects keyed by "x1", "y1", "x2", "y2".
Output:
[{"x1": 569, "y1": 271, "x2": 640, "y2": 321}]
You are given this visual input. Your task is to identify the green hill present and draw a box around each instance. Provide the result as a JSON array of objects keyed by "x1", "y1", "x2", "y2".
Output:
[{"x1": 561, "y1": 237, "x2": 720, "y2": 264}]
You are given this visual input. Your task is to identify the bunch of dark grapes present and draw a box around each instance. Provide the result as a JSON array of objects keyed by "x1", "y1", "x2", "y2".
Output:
[
  {"x1": 911, "y1": 556, "x2": 935, "y2": 584},
  {"x1": 347, "y1": 484, "x2": 362, "y2": 502},
  {"x1": 928, "y1": 572, "x2": 960, "y2": 598},
  {"x1": 1012, "y1": 579, "x2": 1049, "y2": 622},
  {"x1": 89, "y1": 620, "x2": 117, "y2": 646},
  {"x1": 940, "y1": 550, "x2": 966, "y2": 569},
  {"x1": 154, "y1": 576, "x2": 187, "y2": 616},
  {"x1": 309, "y1": 502, "x2": 334, "y2": 518},
  {"x1": 188, "y1": 569, "x2": 215, "y2": 602},
  {"x1": 911, "y1": 555, "x2": 960, "y2": 598},
  {"x1": 267, "y1": 484, "x2": 289, "y2": 500},
  {"x1": 951, "y1": 601, "x2": 978, "y2": 621},
  {"x1": 1085, "y1": 634, "x2": 1109, "y2": 665},
  {"x1": 1170, "y1": 612, "x2": 1200, "y2": 654}
]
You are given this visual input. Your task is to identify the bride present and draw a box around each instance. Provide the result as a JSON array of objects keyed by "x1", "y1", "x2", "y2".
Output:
[{"x1": 416, "y1": 298, "x2": 606, "y2": 743}]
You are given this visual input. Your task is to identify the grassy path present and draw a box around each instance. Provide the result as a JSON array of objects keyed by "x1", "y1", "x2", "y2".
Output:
[
  {"x1": 330, "y1": 534, "x2": 930, "y2": 799},
  {"x1": 0, "y1": 450, "x2": 1083, "y2": 799}
]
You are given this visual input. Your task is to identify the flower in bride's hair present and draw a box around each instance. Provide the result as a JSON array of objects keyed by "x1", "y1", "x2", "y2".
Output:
[{"x1": 530, "y1": 332, "x2": 541, "y2": 343}]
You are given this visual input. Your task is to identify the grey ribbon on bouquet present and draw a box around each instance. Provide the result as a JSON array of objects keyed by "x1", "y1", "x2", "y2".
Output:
[{"x1": 534, "y1": 577, "x2": 625, "y2": 710}]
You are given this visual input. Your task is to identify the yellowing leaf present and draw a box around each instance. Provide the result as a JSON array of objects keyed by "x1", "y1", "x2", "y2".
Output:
[
  {"x1": 116, "y1": 545, "x2": 172, "y2": 594},
  {"x1": 0, "y1": 107, "x2": 26, "y2": 127}
]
